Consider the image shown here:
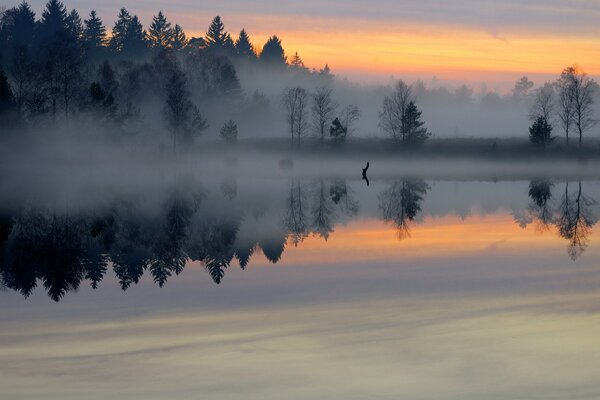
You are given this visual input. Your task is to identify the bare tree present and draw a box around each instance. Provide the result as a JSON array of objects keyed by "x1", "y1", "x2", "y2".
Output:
[
  {"x1": 340, "y1": 104, "x2": 360, "y2": 136},
  {"x1": 311, "y1": 86, "x2": 337, "y2": 145},
  {"x1": 379, "y1": 80, "x2": 414, "y2": 142},
  {"x1": 557, "y1": 66, "x2": 597, "y2": 146},
  {"x1": 569, "y1": 66, "x2": 596, "y2": 147},
  {"x1": 282, "y1": 87, "x2": 308, "y2": 146},
  {"x1": 529, "y1": 82, "x2": 555, "y2": 122}
]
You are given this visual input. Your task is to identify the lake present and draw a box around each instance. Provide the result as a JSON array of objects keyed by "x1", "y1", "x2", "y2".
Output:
[{"x1": 1, "y1": 157, "x2": 600, "y2": 399}]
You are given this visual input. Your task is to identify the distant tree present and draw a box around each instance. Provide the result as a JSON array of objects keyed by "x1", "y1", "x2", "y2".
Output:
[
  {"x1": 66, "y1": 9, "x2": 84, "y2": 42},
  {"x1": 37, "y1": 0, "x2": 68, "y2": 44},
  {"x1": 109, "y1": 8, "x2": 147, "y2": 57},
  {"x1": 282, "y1": 87, "x2": 308, "y2": 145},
  {"x1": 329, "y1": 118, "x2": 347, "y2": 143},
  {"x1": 557, "y1": 68, "x2": 576, "y2": 145},
  {"x1": 170, "y1": 24, "x2": 188, "y2": 50},
  {"x1": 97, "y1": 60, "x2": 117, "y2": 96},
  {"x1": 529, "y1": 116, "x2": 554, "y2": 147},
  {"x1": 148, "y1": 11, "x2": 173, "y2": 50},
  {"x1": 512, "y1": 76, "x2": 534, "y2": 101},
  {"x1": 0, "y1": 68, "x2": 16, "y2": 116},
  {"x1": 108, "y1": 8, "x2": 130, "y2": 52},
  {"x1": 1, "y1": 2, "x2": 36, "y2": 60},
  {"x1": 219, "y1": 119, "x2": 238, "y2": 143},
  {"x1": 560, "y1": 65, "x2": 597, "y2": 147},
  {"x1": 164, "y1": 68, "x2": 208, "y2": 151},
  {"x1": 260, "y1": 35, "x2": 286, "y2": 67},
  {"x1": 205, "y1": 16, "x2": 228, "y2": 49},
  {"x1": 402, "y1": 101, "x2": 430, "y2": 145},
  {"x1": 318, "y1": 64, "x2": 334, "y2": 83},
  {"x1": 289, "y1": 52, "x2": 308, "y2": 72},
  {"x1": 284, "y1": 180, "x2": 308, "y2": 246},
  {"x1": 85, "y1": 81, "x2": 116, "y2": 122},
  {"x1": 83, "y1": 10, "x2": 106, "y2": 59},
  {"x1": 311, "y1": 86, "x2": 337, "y2": 144},
  {"x1": 234, "y1": 29, "x2": 255, "y2": 59},
  {"x1": 340, "y1": 104, "x2": 360, "y2": 136},
  {"x1": 379, "y1": 80, "x2": 414, "y2": 142},
  {"x1": 529, "y1": 82, "x2": 555, "y2": 122},
  {"x1": 9, "y1": 45, "x2": 32, "y2": 118}
]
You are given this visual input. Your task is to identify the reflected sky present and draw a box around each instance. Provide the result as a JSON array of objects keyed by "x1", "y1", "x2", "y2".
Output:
[{"x1": 1, "y1": 172, "x2": 600, "y2": 399}]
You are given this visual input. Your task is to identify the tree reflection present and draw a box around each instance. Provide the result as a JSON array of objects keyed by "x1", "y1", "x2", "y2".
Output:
[
  {"x1": 556, "y1": 180, "x2": 597, "y2": 260},
  {"x1": 379, "y1": 179, "x2": 430, "y2": 239}
]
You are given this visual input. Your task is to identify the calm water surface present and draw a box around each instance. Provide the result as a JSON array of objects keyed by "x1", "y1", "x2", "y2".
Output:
[{"x1": 1, "y1": 165, "x2": 600, "y2": 399}]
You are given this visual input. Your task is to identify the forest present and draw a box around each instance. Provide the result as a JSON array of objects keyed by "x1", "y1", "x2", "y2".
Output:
[{"x1": 0, "y1": 0, "x2": 598, "y2": 153}]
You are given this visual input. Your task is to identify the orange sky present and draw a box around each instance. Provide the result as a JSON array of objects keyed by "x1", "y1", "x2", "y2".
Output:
[{"x1": 210, "y1": 212, "x2": 596, "y2": 268}]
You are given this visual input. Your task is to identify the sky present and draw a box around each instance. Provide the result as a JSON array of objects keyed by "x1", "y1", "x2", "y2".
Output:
[{"x1": 21, "y1": 0, "x2": 600, "y2": 89}]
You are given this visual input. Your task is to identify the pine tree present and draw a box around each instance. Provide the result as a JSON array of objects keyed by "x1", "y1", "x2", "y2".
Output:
[
  {"x1": 170, "y1": 24, "x2": 188, "y2": 50},
  {"x1": 289, "y1": 52, "x2": 306, "y2": 70},
  {"x1": 66, "y1": 9, "x2": 84, "y2": 42},
  {"x1": 529, "y1": 116, "x2": 554, "y2": 147},
  {"x1": 38, "y1": 0, "x2": 68, "y2": 40},
  {"x1": 84, "y1": 10, "x2": 107, "y2": 49},
  {"x1": 205, "y1": 16, "x2": 227, "y2": 48},
  {"x1": 401, "y1": 101, "x2": 430, "y2": 145},
  {"x1": 4, "y1": 2, "x2": 36, "y2": 51},
  {"x1": 123, "y1": 15, "x2": 147, "y2": 57},
  {"x1": 109, "y1": 8, "x2": 131, "y2": 52},
  {"x1": 235, "y1": 29, "x2": 255, "y2": 59},
  {"x1": 260, "y1": 35, "x2": 286, "y2": 67},
  {"x1": 148, "y1": 11, "x2": 172, "y2": 49}
]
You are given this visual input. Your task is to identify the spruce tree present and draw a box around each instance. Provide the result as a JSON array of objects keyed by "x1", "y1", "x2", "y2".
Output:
[
  {"x1": 529, "y1": 116, "x2": 554, "y2": 147},
  {"x1": 205, "y1": 16, "x2": 227, "y2": 48},
  {"x1": 38, "y1": 0, "x2": 68, "y2": 40},
  {"x1": 66, "y1": 9, "x2": 84, "y2": 42},
  {"x1": 109, "y1": 8, "x2": 131, "y2": 52},
  {"x1": 170, "y1": 24, "x2": 188, "y2": 50},
  {"x1": 259, "y1": 35, "x2": 286, "y2": 67},
  {"x1": 84, "y1": 10, "x2": 107, "y2": 49},
  {"x1": 148, "y1": 11, "x2": 172, "y2": 49},
  {"x1": 234, "y1": 29, "x2": 255, "y2": 59},
  {"x1": 402, "y1": 101, "x2": 430, "y2": 145}
]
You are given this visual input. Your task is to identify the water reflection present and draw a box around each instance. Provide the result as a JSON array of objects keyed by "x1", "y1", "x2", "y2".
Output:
[{"x1": 0, "y1": 177, "x2": 598, "y2": 300}]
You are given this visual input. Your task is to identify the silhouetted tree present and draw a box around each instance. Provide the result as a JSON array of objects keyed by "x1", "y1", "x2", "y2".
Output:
[
  {"x1": 205, "y1": 16, "x2": 233, "y2": 54},
  {"x1": 402, "y1": 101, "x2": 430, "y2": 145},
  {"x1": 529, "y1": 82, "x2": 555, "y2": 122},
  {"x1": 512, "y1": 76, "x2": 533, "y2": 101},
  {"x1": 0, "y1": 68, "x2": 15, "y2": 115},
  {"x1": 282, "y1": 87, "x2": 308, "y2": 145},
  {"x1": 170, "y1": 24, "x2": 187, "y2": 50},
  {"x1": 311, "y1": 86, "x2": 337, "y2": 144},
  {"x1": 148, "y1": 11, "x2": 172, "y2": 50},
  {"x1": 529, "y1": 116, "x2": 554, "y2": 147},
  {"x1": 379, "y1": 80, "x2": 414, "y2": 142},
  {"x1": 289, "y1": 52, "x2": 308, "y2": 72},
  {"x1": 220, "y1": 119, "x2": 238, "y2": 143},
  {"x1": 83, "y1": 10, "x2": 106, "y2": 59},
  {"x1": 234, "y1": 29, "x2": 255, "y2": 59},
  {"x1": 329, "y1": 118, "x2": 347, "y2": 143},
  {"x1": 164, "y1": 68, "x2": 208, "y2": 151},
  {"x1": 557, "y1": 68, "x2": 576, "y2": 145},
  {"x1": 109, "y1": 8, "x2": 147, "y2": 57},
  {"x1": 1, "y1": 2, "x2": 36, "y2": 63},
  {"x1": 340, "y1": 104, "x2": 360, "y2": 136},
  {"x1": 561, "y1": 65, "x2": 597, "y2": 147},
  {"x1": 260, "y1": 35, "x2": 286, "y2": 67}
]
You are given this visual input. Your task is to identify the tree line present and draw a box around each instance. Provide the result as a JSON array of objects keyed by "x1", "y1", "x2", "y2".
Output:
[{"x1": 0, "y1": 0, "x2": 334, "y2": 149}]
